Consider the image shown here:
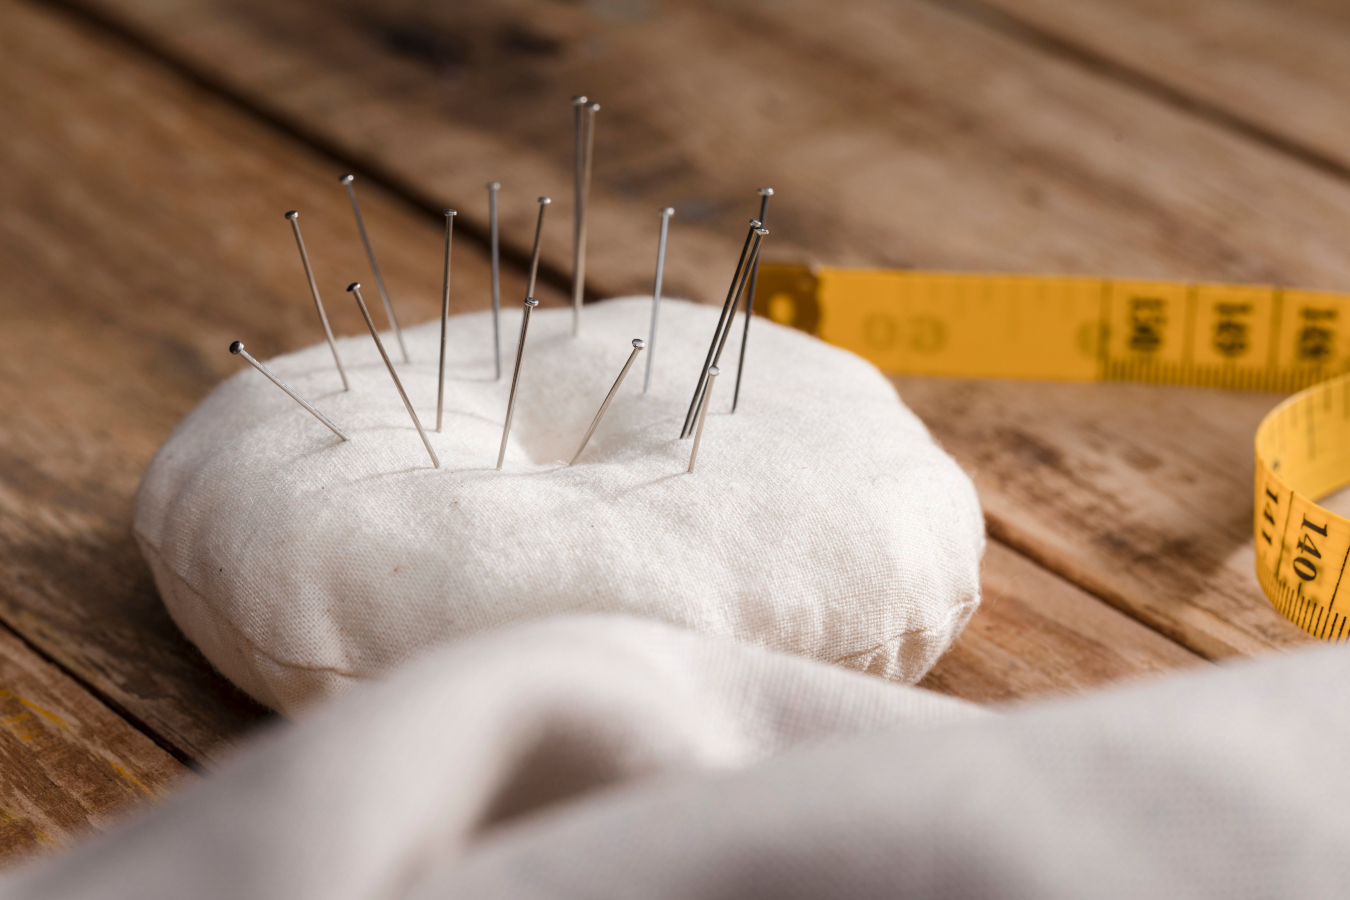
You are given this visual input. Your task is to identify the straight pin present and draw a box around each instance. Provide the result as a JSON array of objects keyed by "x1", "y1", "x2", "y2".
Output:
[
  {"x1": 572, "y1": 99, "x2": 599, "y2": 336},
  {"x1": 341, "y1": 174, "x2": 409, "y2": 363},
  {"x1": 285, "y1": 210, "x2": 348, "y2": 391},
  {"x1": 436, "y1": 209, "x2": 456, "y2": 433},
  {"x1": 732, "y1": 188, "x2": 773, "y2": 413},
  {"x1": 687, "y1": 365, "x2": 718, "y2": 473},
  {"x1": 680, "y1": 219, "x2": 762, "y2": 438},
  {"x1": 571, "y1": 338, "x2": 645, "y2": 466},
  {"x1": 686, "y1": 227, "x2": 767, "y2": 435},
  {"x1": 487, "y1": 181, "x2": 502, "y2": 380},
  {"x1": 229, "y1": 341, "x2": 349, "y2": 441},
  {"x1": 498, "y1": 297, "x2": 540, "y2": 470},
  {"x1": 348, "y1": 282, "x2": 439, "y2": 468},
  {"x1": 527, "y1": 196, "x2": 551, "y2": 299},
  {"x1": 643, "y1": 207, "x2": 675, "y2": 394}
]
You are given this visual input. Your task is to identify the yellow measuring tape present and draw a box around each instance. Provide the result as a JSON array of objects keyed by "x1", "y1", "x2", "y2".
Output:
[{"x1": 755, "y1": 263, "x2": 1350, "y2": 641}]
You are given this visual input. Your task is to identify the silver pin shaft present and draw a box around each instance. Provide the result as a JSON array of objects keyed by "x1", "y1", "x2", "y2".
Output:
[
  {"x1": 498, "y1": 297, "x2": 540, "y2": 470},
  {"x1": 687, "y1": 365, "x2": 718, "y2": 473},
  {"x1": 341, "y1": 174, "x2": 409, "y2": 364},
  {"x1": 528, "y1": 196, "x2": 551, "y2": 300},
  {"x1": 680, "y1": 220, "x2": 762, "y2": 438},
  {"x1": 229, "y1": 341, "x2": 349, "y2": 441},
  {"x1": 732, "y1": 188, "x2": 773, "y2": 413},
  {"x1": 286, "y1": 211, "x2": 348, "y2": 391},
  {"x1": 488, "y1": 182, "x2": 502, "y2": 380},
  {"x1": 572, "y1": 100, "x2": 599, "y2": 336},
  {"x1": 644, "y1": 207, "x2": 675, "y2": 394},
  {"x1": 572, "y1": 338, "x2": 645, "y2": 466},
  {"x1": 694, "y1": 227, "x2": 767, "y2": 428},
  {"x1": 348, "y1": 283, "x2": 439, "y2": 468},
  {"x1": 436, "y1": 209, "x2": 456, "y2": 433}
]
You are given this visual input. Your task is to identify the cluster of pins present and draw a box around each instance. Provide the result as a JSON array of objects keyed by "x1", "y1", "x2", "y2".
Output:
[{"x1": 231, "y1": 99, "x2": 772, "y2": 475}]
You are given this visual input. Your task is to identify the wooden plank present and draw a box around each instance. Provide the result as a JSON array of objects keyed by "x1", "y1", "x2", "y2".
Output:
[
  {"x1": 896, "y1": 375, "x2": 1311, "y2": 658},
  {"x1": 0, "y1": 0, "x2": 560, "y2": 764},
  {"x1": 959, "y1": 0, "x2": 1350, "y2": 177},
  {"x1": 56, "y1": 0, "x2": 1349, "y2": 658},
  {"x1": 0, "y1": 625, "x2": 188, "y2": 868},
  {"x1": 920, "y1": 541, "x2": 1204, "y2": 704}
]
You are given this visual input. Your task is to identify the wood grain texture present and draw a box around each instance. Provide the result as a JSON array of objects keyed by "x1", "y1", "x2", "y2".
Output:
[
  {"x1": 0, "y1": 626, "x2": 188, "y2": 868},
  {"x1": 967, "y1": 0, "x2": 1350, "y2": 177},
  {"x1": 0, "y1": 0, "x2": 560, "y2": 764},
  {"x1": 58, "y1": 0, "x2": 1350, "y2": 658},
  {"x1": 920, "y1": 542, "x2": 1203, "y2": 704},
  {"x1": 63, "y1": 0, "x2": 1350, "y2": 297},
  {"x1": 896, "y1": 375, "x2": 1312, "y2": 658}
]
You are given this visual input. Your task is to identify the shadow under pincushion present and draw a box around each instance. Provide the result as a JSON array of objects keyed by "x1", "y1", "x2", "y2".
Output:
[{"x1": 133, "y1": 297, "x2": 985, "y2": 712}]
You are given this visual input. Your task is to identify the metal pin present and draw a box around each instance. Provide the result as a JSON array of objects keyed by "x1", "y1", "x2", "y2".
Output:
[
  {"x1": 732, "y1": 188, "x2": 772, "y2": 413},
  {"x1": 572, "y1": 338, "x2": 645, "y2": 466},
  {"x1": 696, "y1": 230, "x2": 772, "y2": 431},
  {"x1": 498, "y1": 297, "x2": 540, "y2": 470},
  {"x1": 487, "y1": 181, "x2": 502, "y2": 380},
  {"x1": 679, "y1": 219, "x2": 762, "y2": 438},
  {"x1": 229, "y1": 341, "x2": 349, "y2": 441},
  {"x1": 285, "y1": 211, "x2": 348, "y2": 391},
  {"x1": 572, "y1": 99, "x2": 599, "y2": 336},
  {"x1": 527, "y1": 196, "x2": 551, "y2": 299},
  {"x1": 436, "y1": 209, "x2": 456, "y2": 433},
  {"x1": 684, "y1": 227, "x2": 768, "y2": 436},
  {"x1": 687, "y1": 365, "x2": 718, "y2": 473},
  {"x1": 340, "y1": 174, "x2": 409, "y2": 363},
  {"x1": 348, "y1": 282, "x2": 439, "y2": 468},
  {"x1": 643, "y1": 207, "x2": 675, "y2": 394}
]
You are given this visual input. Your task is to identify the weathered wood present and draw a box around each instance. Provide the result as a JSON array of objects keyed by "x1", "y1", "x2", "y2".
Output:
[
  {"x1": 920, "y1": 542, "x2": 1204, "y2": 704},
  {"x1": 0, "y1": 0, "x2": 560, "y2": 765},
  {"x1": 896, "y1": 375, "x2": 1312, "y2": 658},
  {"x1": 966, "y1": 0, "x2": 1350, "y2": 178},
  {"x1": 57, "y1": 0, "x2": 1350, "y2": 659},
  {"x1": 0, "y1": 625, "x2": 188, "y2": 868}
]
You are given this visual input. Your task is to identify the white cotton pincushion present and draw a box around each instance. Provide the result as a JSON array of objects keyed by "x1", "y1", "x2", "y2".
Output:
[{"x1": 134, "y1": 297, "x2": 984, "y2": 712}]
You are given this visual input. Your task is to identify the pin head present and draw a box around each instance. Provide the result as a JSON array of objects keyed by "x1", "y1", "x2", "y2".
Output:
[
  {"x1": 632, "y1": 338, "x2": 646, "y2": 349},
  {"x1": 524, "y1": 297, "x2": 539, "y2": 307},
  {"x1": 756, "y1": 227, "x2": 769, "y2": 236},
  {"x1": 750, "y1": 219, "x2": 762, "y2": 228},
  {"x1": 284, "y1": 210, "x2": 299, "y2": 220},
  {"x1": 229, "y1": 341, "x2": 244, "y2": 355},
  {"x1": 347, "y1": 282, "x2": 361, "y2": 292},
  {"x1": 661, "y1": 207, "x2": 675, "y2": 217},
  {"x1": 758, "y1": 187, "x2": 774, "y2": 196},
  {"x1": 538, "y1": 196, "x2": 552, "y2": 205},
  {"x1": 588, "y1": 102, "x2": 600, "y2": 112},
  {"x1": 444, "y1": 209, "x2": 457, "y2": 217},
  {"x1": 487, "y1": 181, "x2": 501, "y2": 190},
  {"x1": 708, "y1": 365, "x2": 720, "y2": 376},
  {"x1": 339, "y1": 174, "x2": 354, "y2": 185},
  {"x1": 572, "y1": 95, "x2": 588, "y2": 105}
]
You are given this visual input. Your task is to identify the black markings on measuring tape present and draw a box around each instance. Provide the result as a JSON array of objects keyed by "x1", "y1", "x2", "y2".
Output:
[
  {"x1": 1294, "y1": 558, "x2": 1318, "y2": 581},
  {"x1": 1338, "y1": 615, "x2": 1348, "y2": 643},
  {"x1": 1290, "y1": 514, "x2": 1329, "y2": 582},
  {"x1": 1272, "y1": 489, "x2": 1296, "y2": 578},
  {"x1": 1327, "y1": 545, "x2": 1350, "y2": 620}
]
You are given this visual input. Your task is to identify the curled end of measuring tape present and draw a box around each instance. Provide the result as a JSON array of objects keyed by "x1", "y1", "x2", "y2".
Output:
[{"x1": 1254, "y1": 370, "x2": 1350, "y2": 642}]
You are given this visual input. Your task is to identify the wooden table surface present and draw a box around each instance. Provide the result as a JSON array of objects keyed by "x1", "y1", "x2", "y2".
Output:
[{"x1": 0, "y1": 0, "x2": 1338, "y2": 868}]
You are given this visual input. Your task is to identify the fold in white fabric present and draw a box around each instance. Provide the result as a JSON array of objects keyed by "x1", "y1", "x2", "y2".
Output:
[
  {"x1": 0, "y1": 617, "x2": 977, "y2": 900},
  {"x1": 7, "y1": 617, "x2": 1348, "y2": 899}
]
